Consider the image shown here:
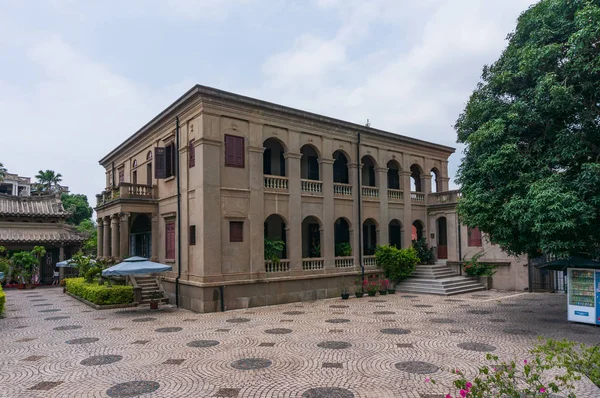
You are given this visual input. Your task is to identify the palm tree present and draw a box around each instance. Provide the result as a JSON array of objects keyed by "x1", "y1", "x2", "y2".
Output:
[
  {"x1": 35, "y1": 170, "x2": 63, "y2": 192},
  {"x1": 0, "y1": 162, "x2": 6, "y2": 182}
]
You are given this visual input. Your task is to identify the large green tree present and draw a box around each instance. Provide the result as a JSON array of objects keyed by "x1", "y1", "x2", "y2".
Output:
[
  {"x1": 456, "y1": 0, "x2": 600, "y2": 258},
  {"x1": 0, "y1": 162, "x2": 6, "y2": 182},
  {"x1": 61, "y1": 193, "x2": 93, "y2": 225}
]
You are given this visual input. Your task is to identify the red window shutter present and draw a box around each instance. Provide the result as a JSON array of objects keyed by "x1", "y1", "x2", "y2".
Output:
[
  {"x1": 166, "y1": 222, "x2": 175, "y2": 259},
  {"x1": 468, "y1": 227, "x2": 482, "y2": 247},
  {"x1": 225, "y1": 135, "x2": 244, "y2": 167},
  {"x1": 230, "y1": 221, "x2": 243, "y2": 242},
  {"x1": 189, "y1": 140, "x2": 195, "y2": 168}
]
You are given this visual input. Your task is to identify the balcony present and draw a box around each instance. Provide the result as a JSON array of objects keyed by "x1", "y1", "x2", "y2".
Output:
[
  {"x1": 302, "y1": 258, "x2": 324, "y2": 270},
  {"x1": 362, "y1": 186, "x2": 379, "y2": 199},
  {"x1": 264, "y1": 175, "x2": 288, "y2": 192},
  {"x1": 96, "y1": 183, "x2": 157, "y2": 207},
  {"x1": 410, "y1": 192, "x2": 425, "y2": 202},
  {"x1": 301, "y1": 179, "x2": 323, "y2": 194},
  {"x1": 363, "y1": 255, "x2": 378, "y2": 267},
  {"x1": 388, "y1": 189, "x2": 403, "y2": 202},
  {"x1": 265, "y1": 259, "x2": 291, "y2": 273},
  {"x1": 333, "y1": 183, "x2": 352, "y2": 197},
  {"x1": 428, "y1": 190, "x2": 461, "y2": 206},
  {"x1": 335, "y1": 256, "x2": 354, "y2": 268}
]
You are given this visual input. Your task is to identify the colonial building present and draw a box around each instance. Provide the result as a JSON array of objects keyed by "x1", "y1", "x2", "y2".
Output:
[
  {"x1": 0, "y1": 193, "x2": 85, "y2": 284},
  {"x1": 95, "y1": 85, "x2": 527, "y2": 312},
  {"x1": 0, "y1": 172, "x2": 32, "y2": 196}
]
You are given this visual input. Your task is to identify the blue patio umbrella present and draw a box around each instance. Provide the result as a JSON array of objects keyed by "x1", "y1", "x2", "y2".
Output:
[
  {"x1": 56, "y1": 257, "x2": 96, "y2": 267},
  {"x1": 102, "y1": 256, "x2": 172, "y2": 277}
]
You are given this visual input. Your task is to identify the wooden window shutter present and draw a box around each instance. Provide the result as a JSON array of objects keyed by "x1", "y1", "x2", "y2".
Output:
[
  {"x1": 189, "y1": 225, "x2": 196, "y2": 245},
  {"x1": 166, "y1": 222, "x2": 176, "y2": 259},
  {"x1": 155, "y1": 147, "x2": 166, "y2": 179},
  {"x1": 225, "y1": 135, "x2": 244, "y2": 168},
  {"x1": 189, "y1": 140, "x2": 195, "y2": 168},
  {"x1": 230, "y1": 221, "x2": 243, "y2": 242}
]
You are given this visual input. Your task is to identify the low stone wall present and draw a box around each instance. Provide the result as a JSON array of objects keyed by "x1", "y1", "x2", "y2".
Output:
[
  {"x1": 161, "y1": 271, "x2": 381, "y2": 313},
  {"x1": 447, "y1": 260, "x2": 528, "y2": 292}
]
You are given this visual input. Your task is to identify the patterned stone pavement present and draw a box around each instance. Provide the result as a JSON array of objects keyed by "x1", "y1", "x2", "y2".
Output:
[{"x1": 1, "y1": 289, "x2": 599, "y2": 398}]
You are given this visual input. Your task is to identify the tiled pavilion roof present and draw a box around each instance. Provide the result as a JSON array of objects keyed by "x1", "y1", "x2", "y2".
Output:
[
  {"x1": 0, "y1": 193, "x2": 72, "y2": 219},
  {"x1": 0, "y1": 223, "x2": 85, "y2": 244}
]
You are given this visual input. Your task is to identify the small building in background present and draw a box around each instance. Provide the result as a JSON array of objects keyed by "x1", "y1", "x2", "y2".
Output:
[
  {"x1": 0, "y1": 193, "x2": 85, "y2": 284},
  {"x1": 0, "y1": 172, "x2": 32, "y2": 196}
]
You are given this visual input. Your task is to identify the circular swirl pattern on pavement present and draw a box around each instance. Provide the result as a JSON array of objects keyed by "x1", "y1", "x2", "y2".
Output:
[
  {"x1": 430, "y1": 318, "x2": 455, "y2": 324},
  {"x1": 325, "y1": 319, "x2": 350, "y2": 324},
  {"x1": 395, "y1": 361, "x2": 439, "y2": 374},
  {"x1": 81, "y1": 355, "x2": 123, "y2": 366},
  {"x1": 503, "y1": 328, "x2": 536, "y2": 336},
  {"x1": 132, "y1": 318, "x2": 156, "y2": 323},
  {"x1": 106, "y1": 381, "x2": 160, "y2": 397},
  {"x1": 282, "y1": 311, "x2": 304, "y2": 315},
  {"x1": 302, "y1": 387, "x2": 355, "y2": 398},
  {"x1": 330, "y1": 305, "x2": 349, "y2": 308},
  {"x1": 468, "y1": 309, "x2": 492, "y2": 315},
  {"x1": 230, "y1": 358, "x2": 272, "y2": 370},
  {"x1": 45, "y1": 316, "x2": 70, "y2": 321}
]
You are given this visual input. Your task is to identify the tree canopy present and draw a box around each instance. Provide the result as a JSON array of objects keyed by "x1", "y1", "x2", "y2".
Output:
[
  {"x1": 35, "y1": 169, "x2": 62, "y2": 192},
  {"x1": 61, "y1": 193, "x2": 93, "y2": 226},
  {"x1": 0, "y1": 162, "x2": 6, "y2": 182},
  {"x1": 455, "y1": 0, "x2": 600, "y2": 258}
]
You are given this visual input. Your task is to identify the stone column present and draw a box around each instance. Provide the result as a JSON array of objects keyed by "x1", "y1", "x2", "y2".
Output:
[
  {"x1": 111, "y1": 214, "x2": 120, "y2": 258},
  {"x1": 376, "y1": 167, "x2": 389, "y2": 246},
  {"x1": 59, "y1": 245, "x2": 65, "y2": 280},
  {"x1": 348, "y1": 163, "x2": 360, "y2": 269},
  {"x1": 423, "y1": 174, "x2": 432, "y2": 204},
  {"x1": 151, "y1": 212, "x2": 159, "y2": 261},
  {"x1": 321, "y1": 158, "x2": 335, "y2": 269},
  {"x1": 285, "y1": 152, "x2": 303, "y2": 273},
  {"x1": 119, "y1": 213, "x2": 130, "y2": 259},
  {"x1": 103, "y1": 216, "x2": 111, "y2": 258},
  {"x1": 401, "y1": 171, "x2": 413, "y2": 248},
  {"x1": 248, "y1": 144, "x2": 265, "y2": 277},
  {"x1": 97, "y1": 218, "x2": 104, "y2": 258},
  {"x1": 447, "y1": 211, "x2": 459, "y2": 261}
]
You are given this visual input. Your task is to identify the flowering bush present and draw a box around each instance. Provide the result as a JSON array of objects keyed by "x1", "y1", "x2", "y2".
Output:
[
  {"x1": 365, "y1": 275, "x2": 379, "y2": 295},
  {"x1": 380, "y1": 279, "x2": 390, "y2": 290},
  {"x1": 427, "y1": 338, "x2": 600, "y2": 398},
  {"x1": 354, "y1": 277, "x2": 368, "y2": 294},
  {"x1": 463, "y1": 253, "x2": 495, "y2": 277}
]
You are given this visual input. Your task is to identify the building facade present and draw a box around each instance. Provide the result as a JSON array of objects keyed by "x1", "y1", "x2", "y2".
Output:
[
  {"x1": 0, "y1": 172, "x2": 32, "y2": 196},
  {"x1": 95, "y1": 85, "x2": 527, "y2": 312}
]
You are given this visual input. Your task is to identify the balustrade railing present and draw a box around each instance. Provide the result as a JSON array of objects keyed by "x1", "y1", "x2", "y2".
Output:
[
  {"x1": 363, "y1": 255, "x2": 378, "y2": 267},
  {"x1": 361, "y1": 186, "x2": 379, "y2": 198},
  {"x1": 388, "y1": 189, "x2": 403, "y2": 201},
  {"x1": 265, "y1": 259, "x2": 290, "y2": 273},
  {"x1": 334, "y1": 257, "x2": 354, "y2": 268},
  {"x1": 428, "y1": 190, "x2": 461, "y2": 205},
  {"x1": 302, "y1": 258, "x2": 324, "y2": 270},
  {"x1": 333, "y1": 183, "x2": 352, "y2": 196},
  {"x1": 301, "y1": 179, "x2": 323, "y2": 194},
  {"x1": 411, "y1": 192, "x2": 425, "y2": 202},
  {"x1": 264, "y1": 175, "x2": 288, "y2": 191},
  {"x1": 96, "y1": 183, "x2": 156, "y2": 206}
]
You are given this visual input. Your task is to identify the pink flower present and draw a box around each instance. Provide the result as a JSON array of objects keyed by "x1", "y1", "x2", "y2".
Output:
[
  {"x1": 459, "y1": 389, "x2": 467, "y2": 397},
  {"x1": 523, "y1": 360, "x2": 528, "y2": 364},
  {"x1": 466, "y1": 382, "x2": 472, "y2": 389},
  {"x1": 540, "y1": 388, "x2": 546, "y2": 393},
  {"x1": 446, "y1": 395, "x2": 452, "y2": 398},
  {"x1": 424, "y1": 378, "x2": 430, "y2": 383}
]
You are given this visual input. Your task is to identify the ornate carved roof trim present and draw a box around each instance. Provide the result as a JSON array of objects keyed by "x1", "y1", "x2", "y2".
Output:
[
  {"x1": 0, "y1": 193, "x2": 73, "y2": 218},
  {"x1": 0, "y1": 222, "x2": 85, "y2": 244}
]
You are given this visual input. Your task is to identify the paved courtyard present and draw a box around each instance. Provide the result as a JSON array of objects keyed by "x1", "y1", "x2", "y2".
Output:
[{"x1": 0, "y1": 288, "x2": 598, "y2": 398}]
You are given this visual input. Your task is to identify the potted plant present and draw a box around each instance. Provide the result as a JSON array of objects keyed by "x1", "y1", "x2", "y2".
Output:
[
  {"x1": 463, "y1": 253, "x2": 495, "y2": 289},
  {"x1": 366, "y1": 276, "x2": 379, "y2": 297},
  {"x1": 340, "y1": 286, "x2": 350, "y2": 300},
  {"x1": 354, "y1": 277, "x2": 366, "y2": 298},
  {"x1": 148, "y1": 291, "x2": 164, "y2": 310},
  {"x1": 379, "y1": 278, "x2": 389, "y2": 295},
  {"x1": 11, "y1": 251, "x2": 38, "y2": 289}
]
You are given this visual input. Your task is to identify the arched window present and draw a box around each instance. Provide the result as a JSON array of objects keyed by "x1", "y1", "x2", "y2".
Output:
[
  {"x1": 334, "y1": 217, "x2": 351, "y2": 257},
  {"x1": 302, "y1": 216, "x2": 322, "y2": 257},
  {"x1": 362, "y1": 218, "x2": 378, "y2": 255},
  {"x1": 333, "y1": 151, "x2": 349, "y2": 184},
  {"x1": 361, "y1": 156, "x2": 376, "y2": 187},
  {"x1": 431, "y1": 168, "x2": 440, "y2": 193},
  {"x1": 300, "y1": 145, "x2": 320, "y2": 181},
  {"x1": 410, "y1": 164, "x2": 422, "y2": 192},
  {"x1": 387, "y1": 160, "x2": 400, "y2": 189},
  {"x1": 264, "y1": 214, "x2": 287, "y2": 259},
  {"x1": 263, "y1": 138, "x2": 286, "y2": 176},
  {"x1": 389, "y1": 219, "x2": 402, "y2": 248},
  {"x1": 412, "y1": 220, "x2": 424, "y2": 241}
]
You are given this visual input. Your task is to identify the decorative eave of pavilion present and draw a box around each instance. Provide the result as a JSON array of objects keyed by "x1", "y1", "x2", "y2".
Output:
[
  {"x1": 0, "y1": 193, "x2": 73, "y2": 219},
  {"x1": 100, "y1": 84, "x2": 456, "y2": 166},
  {"x1": 0, "y1": 222, "x2": 85, "y2": 244}
]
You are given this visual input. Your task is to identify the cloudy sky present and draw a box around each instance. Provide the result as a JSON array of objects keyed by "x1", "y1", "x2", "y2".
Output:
[{"x1": 0, "y1": 0, "x2": 536, "y2": 208}]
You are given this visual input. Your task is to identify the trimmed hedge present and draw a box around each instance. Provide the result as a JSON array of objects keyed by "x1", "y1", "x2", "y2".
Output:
[
  {"x1": 0, "y1": 286, "x2": 5, "y2": 315},
  {"x1": 65, "y1": 278, "x2": 133, "y2": 305}
]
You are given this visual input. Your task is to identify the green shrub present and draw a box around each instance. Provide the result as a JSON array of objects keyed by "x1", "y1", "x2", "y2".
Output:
[
  {"x1": 84, "y1": 266, "x2": 102, "y2": 283},
  {"x1": 463, "y1": 253, "x2": 496, "y2": 277},
  {"x1": 375, "y1": 245, "x2": 419, "y2": 282},
  {"x1": 411, "y1": 238, "x2": 435, "y2": 264},
  {"x1": 65, "y1": 278, "x2": 133, "y2": 305},
  {"x1": 264, "y1": 237, "x2": 285, "y2": 264},
  {"x1": 335, "y1": 243, "x2": 352, "y2": 257},
  {"x1": 0, "y1": 286, "x2": 5, "y2": 315}
]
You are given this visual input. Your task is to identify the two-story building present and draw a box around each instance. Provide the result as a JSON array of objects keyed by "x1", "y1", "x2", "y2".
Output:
[{"x1": 95, "y1": 85, "x2": 528, "y2": 312}]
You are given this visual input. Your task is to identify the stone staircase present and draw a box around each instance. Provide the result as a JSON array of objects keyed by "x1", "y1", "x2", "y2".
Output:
[
  {"x1": 132, "y1": 275, "x2": 169, "y2": 305},
  {"x1": 396, "y1": 262, "x2": 486, "y2": 295}
]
